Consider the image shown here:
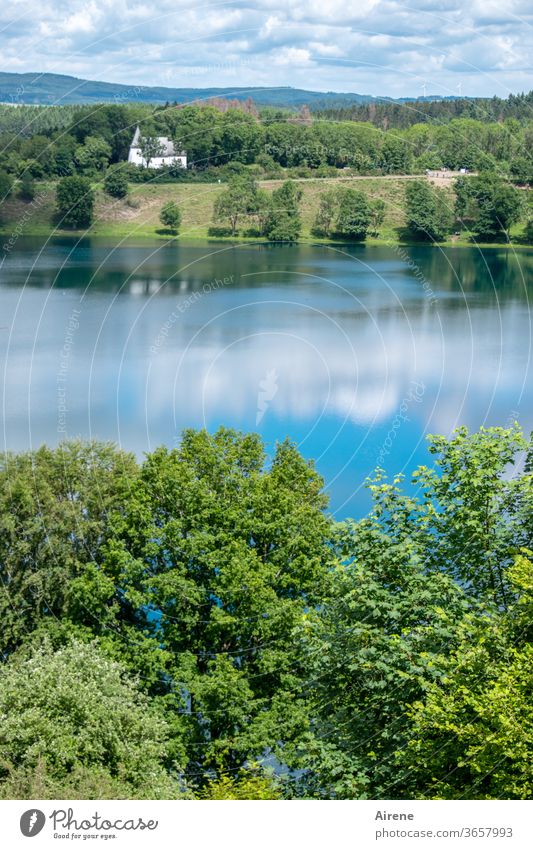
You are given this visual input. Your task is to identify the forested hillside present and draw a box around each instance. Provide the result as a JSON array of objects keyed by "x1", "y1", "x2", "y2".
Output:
[
  {"x1": 0, "y1": 72, "x2": 376, "y2": 107},
  {"x1": 316, "y1": 90, "x2": 533, "y2": 128},
  {"x1": 1, "y1": 99, "x2": 532, "y2": 176}
]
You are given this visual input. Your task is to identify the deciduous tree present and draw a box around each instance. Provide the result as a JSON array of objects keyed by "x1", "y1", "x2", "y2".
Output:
[{"x1": 55, "y1": 176, "x2": 95, "y2": 228}]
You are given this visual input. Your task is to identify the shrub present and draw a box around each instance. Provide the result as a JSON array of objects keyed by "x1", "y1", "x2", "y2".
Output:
[{"x1": 104, "y1": 167, "x2": 129, "y2": 199}]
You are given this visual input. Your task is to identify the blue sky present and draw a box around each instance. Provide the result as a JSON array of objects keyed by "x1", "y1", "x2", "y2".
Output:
[{"x1": 1, "y1": 0, "x2": 532, "y2": 97}]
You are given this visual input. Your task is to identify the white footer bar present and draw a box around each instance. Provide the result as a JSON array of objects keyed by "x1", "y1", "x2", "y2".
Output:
[{"x1": 1, "y1": 799, "x2": 531, "y2": 849}]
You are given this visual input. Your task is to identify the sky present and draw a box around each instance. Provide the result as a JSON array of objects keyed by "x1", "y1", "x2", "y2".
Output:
[{"x1": 1, "y1": 0, "x2": 532, "y2": 98}]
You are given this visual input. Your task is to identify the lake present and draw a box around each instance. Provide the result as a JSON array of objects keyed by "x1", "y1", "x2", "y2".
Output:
[{"x1": 1, "y1": 237, "x2": 531, "y2": 518}]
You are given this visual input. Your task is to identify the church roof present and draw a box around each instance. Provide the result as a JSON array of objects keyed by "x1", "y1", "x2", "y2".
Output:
[
  {"x1": 158, "y1": 137, "x2": 178, "y2": 156},
  {"x1": 130, "y1": 126, "x2": 186, "y2": 156}
]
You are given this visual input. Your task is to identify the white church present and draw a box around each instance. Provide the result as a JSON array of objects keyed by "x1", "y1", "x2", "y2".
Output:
[{"x1": 128, "y1": 126, "x2": 187, "y2": 169}]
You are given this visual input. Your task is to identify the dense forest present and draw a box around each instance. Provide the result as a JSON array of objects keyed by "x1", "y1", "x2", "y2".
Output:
[
  {"x1": 0, "y1": 96, "x2": 532, "y2": 178},
  {"x1": 0, "y1": 425, "x2": 531, "y2": 800},
  {"x1": 316, "y1": 90, "x2": 533, "y2": 129}
]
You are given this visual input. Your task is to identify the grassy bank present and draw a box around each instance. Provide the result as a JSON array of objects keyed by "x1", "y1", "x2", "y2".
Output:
[{"x1": 0, "y1": 174, "x2": 530, "y2": 247}]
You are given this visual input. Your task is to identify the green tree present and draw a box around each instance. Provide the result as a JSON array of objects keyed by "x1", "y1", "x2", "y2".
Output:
[
  {"x1": 454, "y1": 174, "x2": 474, "y2": 222},
  {"x1": 75, "y1": 136, "x2": 112, "y2": 173},
  {"x1": 52, "y1": 139, "x2": 76, "y2": 176},
  {"x1": 169, "y1": 105, "x2": 221, "y2": 169},
  {"x1": 265, "y1": 180, "x2": 303, "y2": 241},
  {"x1": 103, "y1": 428, "x2": 331, "y2": 783},
  {"x1": 313, "y1": 188, "x2": 339, "y2": 236},
  {"x1": 216, "y1": 110, "x2": 263, "y2": 165},
  {"x1": 412, "y1": 425, "x2": 531, "y2": 607},
  {"x1": 104, "y1": 166, "x2": 129, "y2": 199},
  {"x1": 398, "y1": 555, "x2": 533, "y2": 799},
  {"x1": 264, "y1": 123, "x2": 304, "y2": 167},
  {"x1": 510, "y1": 156, "x2": 532, "y2": 185},
  {"x1": 159, "y1": 201, "x2": 182, "y2": 234},
  {"x1": 0, "y1": 424, "x2": 530, "y2": 800},
  {"x1": 405, "y1": 179, "x2": 453, "y2": 241},
  {"x1": 55, "y1": 176, "x2": 95, "y2": 228},
  {"x1": 199, "y1": 768, "x2": 282, "y2": 799},
  {"x1": 298, "y1": 499, "x2": 470, "y2": 798},
  {"x1": 139, "y1": 135, "x2": 164, "y2": 169},
  {"x1": 19, "y1": 158, "x2": 45, "y2": 179},
  {"x1": 0, "y1": 640, "x2": 184, "y2": 799},
  {"x1": 455, "y1": 174, "x2": 524, "y2": 240},
  {"x1": 0, "y1": 169, "x2": 13, "y2": 199},
  {"x1": 380, "y1": 134, "x2": 412, "y2": 174},
  {"x1": 474, "y1": 176, "x2": 523, "y2": 240},
  {"x1": 335, "y1": 188, "x2": 372, "y2": 240},
  {"x1": 369, "y1": 198, "x2": 386, "y2": 236},
  {"x1": 18, "y1": 171, "x2": 36, "y2": 201},
  {"x1": 249, "y1": 187, "x2": 272, "y2": 234},
  {"x1": 297, "y1": 425, "x2": 531, "y2": 799},
  {"x1": 0, "y1": 441, "x2": 139, "y2": 656},
  {"x1": 212, "y1": 175, "x2": 259, "y2": 235}
]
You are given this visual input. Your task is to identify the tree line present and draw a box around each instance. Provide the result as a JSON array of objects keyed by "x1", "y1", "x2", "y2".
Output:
[
  {"x1": 0, "y1": 425, "x2": 531, "y2": 800},
  {"x1": 1, "y1": 100, "x2": 533, "y2": 184},
  {"x1": 316, "y1": 90, "x2": 533, "y2": 129},
  {"x1": 206, "y1": 174, "x2": 524, "y2": 242}
]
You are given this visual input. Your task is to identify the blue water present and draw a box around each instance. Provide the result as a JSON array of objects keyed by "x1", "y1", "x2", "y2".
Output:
[{"x1": 1, "y1": 238, "x2": 531, "y2": 518}]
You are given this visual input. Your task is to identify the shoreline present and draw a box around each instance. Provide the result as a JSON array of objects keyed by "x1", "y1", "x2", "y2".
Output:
[
  {"x1": 2, "y1": 225, "x2": 532, "y2": 252},
  {"x1": 1, "y1": 174, "x2": 532, "y2": 251}
]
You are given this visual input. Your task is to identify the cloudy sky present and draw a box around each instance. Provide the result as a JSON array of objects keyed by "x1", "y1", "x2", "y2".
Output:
[{"x1": 1, "y1": 0, "x2": 532, "y2": 97}]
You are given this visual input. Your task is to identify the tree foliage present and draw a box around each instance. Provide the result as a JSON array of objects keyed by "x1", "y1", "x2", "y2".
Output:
[
  {"x1": 0, "y1": 169, "x2": 13, "y2": 199},
  {"x1": 291, "y1": 426, "x2": 531, "y2": 799},
  {"x1": 75, "y1": 136, "x2": 112, "y2": 174},
  {"x1": 398, "y1": 555, "x2": 533, "y2": 799},
  {"x1": 0, "y1": 640, "x2": 184, "y2": 799},
  {"x1": 265, "y1": 180, "x2": 303, "y2": 241},
  {"x1": 455, "y1": 174, "x2": 524, "y2": 240},
  {"x1": 335, "y1": 187, "x2": 372, "y2": 240},
  {"x1": 104, "y1": 166, "x2": 129, "y2": 198},
  {"x1": 314, "y1": 186, "x2": 382, "y2": 240},
  {"x1": 55, "y1": 175, "x2": 95, "y2": 228},
  {"x1": 0, "y1": 426, "x2": 530, "y2": 799},
  {"x1": 139, "y1": 135, "x2": 164, "y2": 169},
  {"x1": 405, "y1": 179, "x2": 453, "y2": 241},
  {"x1": 212, "y1": 175, "x2": 260, "y2": 235},
  {"x1": 159, "y1": 200, "x2": 182, "y2": 233},
  {"x1": 18, "y1": 172, "x2": 36, "y2": 201}
]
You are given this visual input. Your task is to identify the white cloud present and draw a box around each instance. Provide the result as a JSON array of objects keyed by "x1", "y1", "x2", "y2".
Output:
[
  {"x1": 309, "y1": 41, "x2": 344, "y2": 58},
  {"x1": 0, "y1": 0, "x2": 532, "y2": 96},
  {"x1": 272, "y1": 46, "x2": 312, "y2": 66},
  {"x1": 62, "y1": 7, "x2": 98, "y2": 35}
]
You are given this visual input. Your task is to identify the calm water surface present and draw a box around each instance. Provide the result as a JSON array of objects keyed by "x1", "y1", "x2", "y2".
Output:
[{"x1": 1, "y1": 237, "x2": 531, "y2": 517}]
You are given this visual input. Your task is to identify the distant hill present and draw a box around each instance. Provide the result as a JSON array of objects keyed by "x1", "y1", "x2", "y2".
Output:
[{"x1": 0, "y1": 71, "x2": 459, "y2": 108}]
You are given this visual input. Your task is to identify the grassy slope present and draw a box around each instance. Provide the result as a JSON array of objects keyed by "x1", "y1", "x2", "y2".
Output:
[
  {"x1": 94, "y1": 176, "x2": 415, "y2": 242},
  {"x1": 0, "y1": 175, "x2": 529, "y2": 246}
]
